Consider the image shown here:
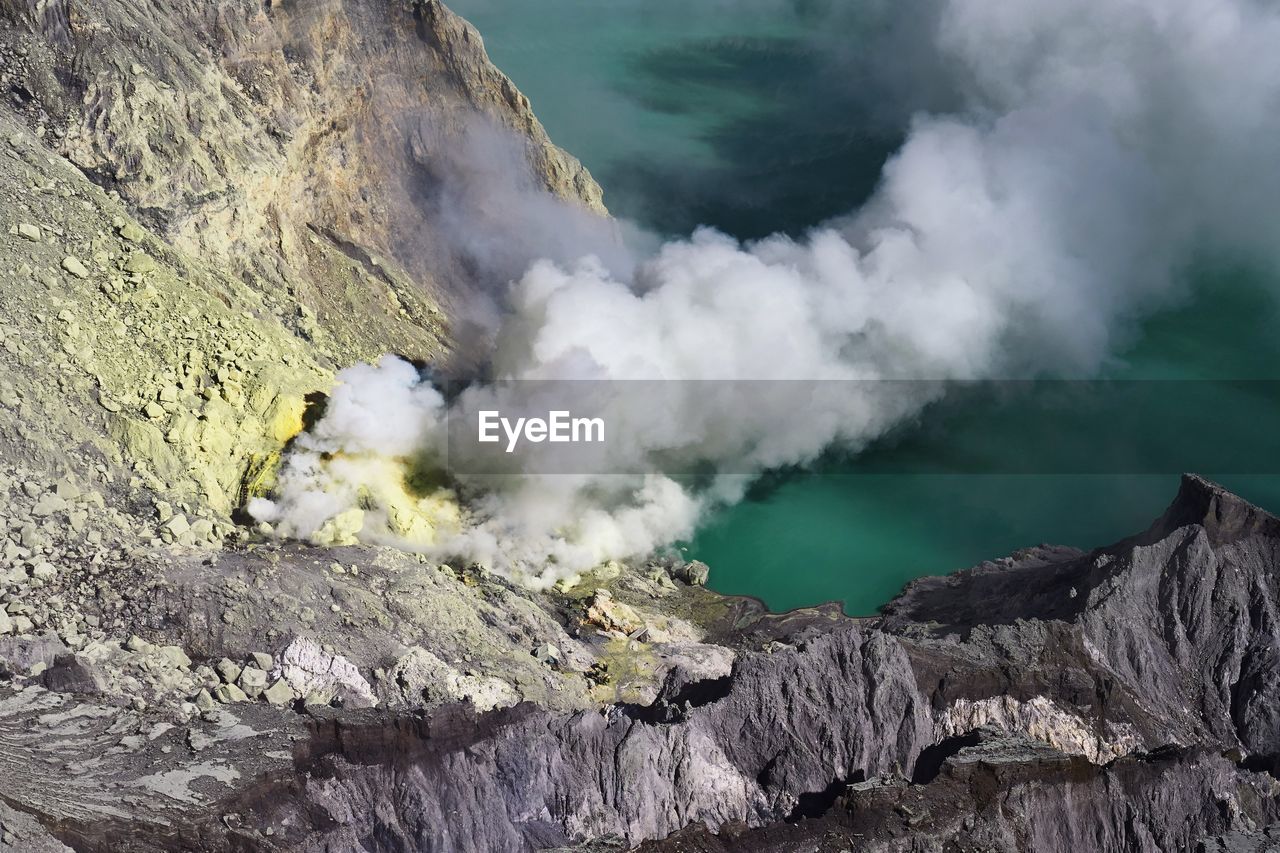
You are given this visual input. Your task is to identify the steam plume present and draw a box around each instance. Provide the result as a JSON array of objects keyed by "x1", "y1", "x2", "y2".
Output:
[{"x1": 252, "y1": 0, "x2": 1280, "y2": 585}]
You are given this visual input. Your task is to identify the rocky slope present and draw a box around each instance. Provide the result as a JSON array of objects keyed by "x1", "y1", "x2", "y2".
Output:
[
  {"x1": 0, "y1": 1, "x2": 1279, "y2": 851},
  {"x1": 0, "y1": 0, "x2": 608, "y2": 551},
  {"x1": 7, "y1": 476, "x2": 1280, "y2": 853}
]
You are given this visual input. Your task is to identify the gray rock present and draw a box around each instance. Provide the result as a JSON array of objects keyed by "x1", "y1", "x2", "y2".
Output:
[
  {"x1": 0, "y1": 635, "x2": 69, "y2": 674},
  {"x1": 275, "y1": 637, "x2": 376, "y2": 709},
  {"x1": 262, "y1": 679, "x2": 294, "y2": 706},
  {"x1": 29, "y1": 561, "x2": 56, "y2": 580},
  {"x1": 672, "y1": 559, "x2": 710, "y2": 586},
  {"x1": 122, "y1": 251, "x2": 156, "y2": 274},
  {"x1": 533, "y1": 643, "x2": 561, "y2": 666},
  {"x1": 193, "y1": 688, "x2": 216, "y2": 712},
  {"x1": 116, "y1": 221, "x2": 145, "y2": 243},
  {"x1": 214, "y1": 658, "x2": 241, "y2": 684},
  {"x1": 0, "y1": 801, "x2": 73, "y2": 852},
  {"x1": 194, "y1": 477, "x2": 1280, "y2": 852},
  {"x1": 237, "y1": 666, "x2": 267, "y2": 698},
  {"x1": 157, "y1": 645, "x2": 191, "y2": 669},
  {"x1": 42, "y1": 654, "x2": 105, "y2": 694},
  {"x1": 213, "y1": 683, "x2": 247, "y2": 703}
]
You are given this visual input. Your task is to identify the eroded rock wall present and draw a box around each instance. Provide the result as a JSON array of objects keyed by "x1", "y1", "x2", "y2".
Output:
[{"x1": 1, "y1": 0, "x2": 604, "y2": 366}]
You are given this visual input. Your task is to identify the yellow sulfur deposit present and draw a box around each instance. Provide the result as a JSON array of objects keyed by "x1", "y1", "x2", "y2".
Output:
[
  {"x1": 267, "y1": 394, "x2": 307, "y2": 444},
  {"x1": 307, "y1": 454, "x2": 461, "y2": 548},
  {"x1": 242, "y1": 450, "x2": 284, "y2": 503},
  {"x1": 313, "y1": 507, "x2": 366, "y2": 547}
]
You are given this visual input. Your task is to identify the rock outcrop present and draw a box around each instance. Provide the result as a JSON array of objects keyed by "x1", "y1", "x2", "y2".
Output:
[{"x1": 0, "y1": 0, "x2": 608, "y2": 562}]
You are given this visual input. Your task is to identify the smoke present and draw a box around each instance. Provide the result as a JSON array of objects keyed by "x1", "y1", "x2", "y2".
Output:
[
  {"x1": 252, "y1": 0, "x2": 1280, "y2": 584},
  {"x1": 408, "y1": 114, "x2": 646, "y2": 338},
  {"x1": 247, "y1": 359, "x2": 456, "y2": 546},
  {"x1": 417, "y1": 115, "x2": 641, "y2": 287}
]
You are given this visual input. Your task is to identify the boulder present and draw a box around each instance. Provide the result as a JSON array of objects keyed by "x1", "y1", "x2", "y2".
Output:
[
  {"x1": 158, "y1": 645, "x2": 191, "y2": 669},
  {"x1": 122, "y1": 250, "x2": 156, "y2": 274},
  {"x1": 262, "y1": 679, "x2": 295, "y2": 706},
  {"x1": 214, "y1": 658, "x2": 242, "y2": 684},
  {"x1": 584, "y1": 589, "x2": 645, "y2": 636},
  {"x1": 213, "y1": 683, "x2": 247, "y2": 703},
  {"x1": 61, "y1": 256, "x2": 90, "y2": 279},
  {"x1": 672, "y1": 560, "x2": 710, "y2": 586},
  {"x1": 387, "y1": 646, "x2": 517, "y2": 712},
  {"x1": 237, "y1": 666, "x2": 267, "y2": 698},
  {"x1": 42, "y1": 654, "x2": 106, "y2": 694},
  {"x1": 275, "y1": 637, "x2": 376, "y2": 709}
]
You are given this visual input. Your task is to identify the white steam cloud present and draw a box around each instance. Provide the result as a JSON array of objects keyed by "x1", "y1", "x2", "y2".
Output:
[{"x1": 252, "y1": 0, "x2": 1280, "y2": 585}]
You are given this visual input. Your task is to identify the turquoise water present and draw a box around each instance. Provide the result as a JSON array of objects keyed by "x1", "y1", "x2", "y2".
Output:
[
  {"x1": 452, "y1": 1, "x2": 1280, "y2": 613},
  {"x1": 453, "y1": 0, "x2": 910, "y2": 238}
]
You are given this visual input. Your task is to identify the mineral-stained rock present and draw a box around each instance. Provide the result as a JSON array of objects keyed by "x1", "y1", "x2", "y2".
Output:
[
  {"x1": 159, "y1": 515, "x2": 189, "y2": 543},
  {"x1": 3, "y1": 0, "x2": 604, "y2": 377},
  {"x1": 585, "y1": 588, "x2": 646, "y2": 636},
  {"x1": 533, "y1": 642, "x2": 561, "y2": 666},
  {"x1": 116, "y1": 221, "x2": 145, "y2": 243},
  {"x1": 213, "y1": 683, "x2": 247, "y2": 704},
  {"x1": 22, "y1": 475, "x2": 1271, "y2": 853},
  {"x1": 121, "y1": 251, "x2": 156, "y2": 275},
  {"x1": 214, "y1": 658, "x2": 241, "y2": 684},
  {"x1": 157, "y1": 645, "x2": 191, "y2": 669},
  {"x1": 262, "y1": 679, "x2": 295, "y2": 706},
  {"x1": 0, "y1": 0, "x2": 1274, "y2": 848},
  {"x1": 30, "y1": 495, "x2": 66, "y2": 517},
  {"x1": 193, "y1": 688, "x2": 216, "y2": 712},
  {"x1": 0, "y1": 800, "x2": 72, "y2": 852},
  {"x1": 0, "y1": 635, "x2": 69, "y2": 675},
  {"x1": 673, "y1": 560, "x2": 711, "y2": 586}
]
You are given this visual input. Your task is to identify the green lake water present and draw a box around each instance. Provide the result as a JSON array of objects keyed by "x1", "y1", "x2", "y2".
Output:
[{"x1": 451, "y1": 0, "x2": 1280, "y2": 614}]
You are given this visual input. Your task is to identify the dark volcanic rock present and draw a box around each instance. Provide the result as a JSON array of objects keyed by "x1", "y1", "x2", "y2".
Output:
[
  {"x1": 42, "y1": 654, "x2": 105, "y2": 694},
  {"x1": 635, "y1": 736, "x2": 1280, "y2": 853},
  {"x1": 38, "y1": 475, "x2": 1280, "y2": 852}
]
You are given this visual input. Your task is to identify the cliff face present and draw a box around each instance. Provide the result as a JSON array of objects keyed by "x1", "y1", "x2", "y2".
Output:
[
  {"x1": 0, "y1": 0, "x2": 608, "y2": 612},
  {"x1": 1, "y1": 0, "x2": 603, "y2": 366}
]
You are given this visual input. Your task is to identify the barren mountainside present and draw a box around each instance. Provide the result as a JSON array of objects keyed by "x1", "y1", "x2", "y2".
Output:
[{"x1": 0, "y1": 1, "x2": 1277, "y2": 851}]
